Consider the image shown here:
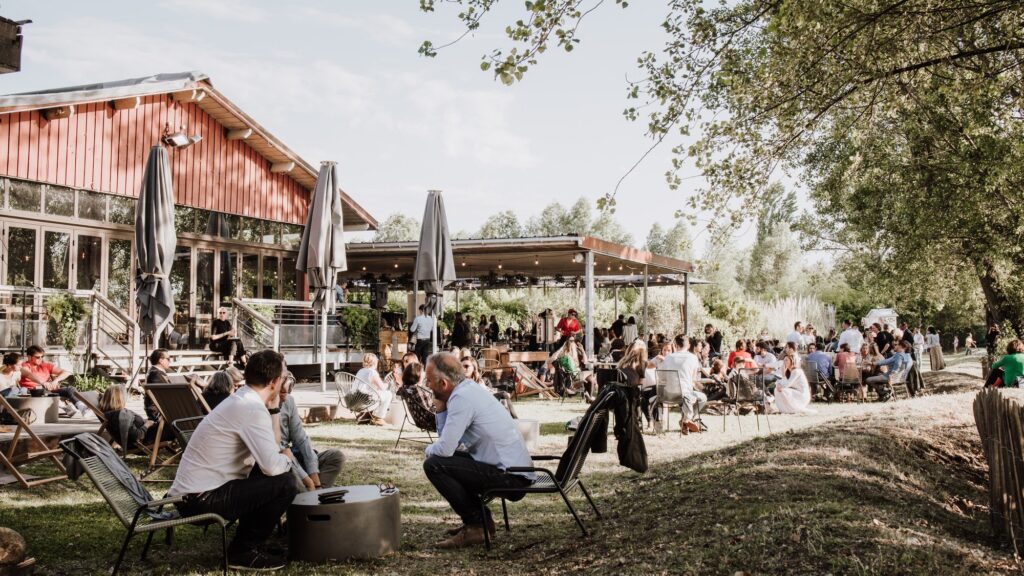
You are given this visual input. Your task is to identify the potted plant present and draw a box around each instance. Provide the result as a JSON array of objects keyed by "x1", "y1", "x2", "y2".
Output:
[{"x1": 45, "y1": 292, "x2": 91, "y2": 372}]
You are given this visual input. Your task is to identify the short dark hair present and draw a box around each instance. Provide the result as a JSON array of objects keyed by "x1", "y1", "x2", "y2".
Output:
[
  {"x1": 673, "y1": 334, "x2": 688, "y2": 350},
  {"x1": 2, "y1": 352, "x2": 19, "y2": 366},
  {"x1": 26, "y1": 345, "x2": 44, "y2": 357},
  {"x1": 150, "y1": 348, "x2": 168, "y2": 364},
  {"x1": 403, "y1": 363, "x2": 423, "y2": 387},
  {"x1": 244, "y1": 350, "x2": 285, "y2": 388}
]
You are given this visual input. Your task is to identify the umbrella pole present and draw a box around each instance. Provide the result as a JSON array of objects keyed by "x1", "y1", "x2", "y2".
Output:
[{"x1": 321, "y1": 291, "x2": 330, "y2": 393}]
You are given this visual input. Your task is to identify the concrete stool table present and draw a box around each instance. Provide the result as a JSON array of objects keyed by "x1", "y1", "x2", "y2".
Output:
[
  {"x1": 5, "y1": 396, "x2": 60, "y2": 424},
  {"x1": 288, "y1": 485, "x2": 401, "y2": 562}
]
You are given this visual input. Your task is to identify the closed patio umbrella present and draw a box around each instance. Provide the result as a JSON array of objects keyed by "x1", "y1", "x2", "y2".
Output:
[
  {"x1": 415, "y1": 190, "x2": 457, "y2": 355},
  {"x1": 296, "y1": 161, "x2": 347, "y2": 391},
  {"x1": 135, "y1": 146, "x2": 177, "y2": 371}
]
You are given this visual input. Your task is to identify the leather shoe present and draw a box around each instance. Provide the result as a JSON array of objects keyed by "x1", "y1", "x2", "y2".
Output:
[
  {"x1": 685, "y1": 421, "x2": 701, "y2": 433},
  {"x1": 445, "y1": 515, "x2": 496, "y2": 536},
  {"x1": 436, "y1": 525, "x2": 486, "y2": 549}
]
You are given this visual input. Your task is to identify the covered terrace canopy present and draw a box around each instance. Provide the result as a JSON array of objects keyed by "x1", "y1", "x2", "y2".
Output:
[{"x1": 340, "y1": 235, "x2": 696, "y2": 360}]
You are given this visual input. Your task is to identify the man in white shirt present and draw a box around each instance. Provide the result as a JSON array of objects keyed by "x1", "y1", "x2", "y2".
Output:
[
  {"x1": 837, "y1": 319, "x2": 863, "y2": 353},
  {"x1": 658, "y1": 335, "x2": 706, "y2": 433},
  {"x1": 786, "y1": 322, "x2": 805, "y2": 348},
  {"x1": 169, "y1": 350, "x2": 296, "y2": 572},
  {"x1": 753, "y1": 341, "x2": 781, "y2": 387},
  {"x1": 423, "y1": 352, "x2": 534, "y2": 549},
  {"x1": 410, "y1": 305, "x2": 436, "y2": 363}
]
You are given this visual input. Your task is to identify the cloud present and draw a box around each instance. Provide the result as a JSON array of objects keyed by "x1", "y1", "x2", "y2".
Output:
[{"x1": 158, "y1": 0, "x2": 269, "y2": 23}]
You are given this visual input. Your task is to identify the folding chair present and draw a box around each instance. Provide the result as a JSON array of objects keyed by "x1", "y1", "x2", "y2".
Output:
[
  {"x1": 836, "y1": 364, "x2": 863, "y2": 402},
  {"x1": 170, "y1": 416, "x2": 205, "y2": 448},
  {"x1": 733, "y1": 368, "x2": 771, "y2": 433},
  {"x1": 60, "y1": 433, "x2": 228, "y2": 576},
  {"x1": 142, "y1": 382, "x2": 210, "y2": 479},
  {"x1": 887, "y1": 360, "x2": 914, "y2": 400},
  {"x1": 803, "y1": 360, "x2": 834, "y2": 403},
  {"x1": 393, "y1": 386, "x2": 436, "y2": 448},
  {"x1": 654, "y1": 369, "x2": 706, "y2": 433},
  {"x1": 480, "y1": 402, "x2": 607, "y2": 549},
  {"x1": 0, "y1": 394, "x2": 67, "y2": 488}
]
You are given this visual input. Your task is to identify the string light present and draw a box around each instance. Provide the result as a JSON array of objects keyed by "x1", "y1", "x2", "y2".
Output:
[
  {"x1": 361, "y1": 266, "x2": 366, "y2": 271},
  {"x1": 497, "y1": 261, "x2": 503, "y2": 270},
  {"x1": 534, "y1": 256, "x2": 539, "y2": 266}
]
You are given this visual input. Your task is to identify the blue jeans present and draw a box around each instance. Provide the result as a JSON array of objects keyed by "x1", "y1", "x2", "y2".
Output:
[
  {"x1": 1, "y1": 387, "x2": 26, "y2": 398},
  {"x1": 423, "y1": 452, "x2": 532, "y2": 526}
]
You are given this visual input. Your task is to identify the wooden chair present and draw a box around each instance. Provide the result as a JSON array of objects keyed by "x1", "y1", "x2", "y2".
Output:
[
  {"x1": 0, "y1": 394, "x2": 67, "y2": 488},
  {"x1": 480, "y1": 403, "x2": 607, "y2": 549},
  {"x1": 60, "y1": 433, "x2": 227, "y2": 576},
  {"x1": 888, "y1": 360, "x2": 914, "y2": 400},
  {"x1": 142, "y1": 382, "x2": 210, "y2": 479},
  {"x1": 836, "y1": 364, "x2": 863, "y2": 402}
]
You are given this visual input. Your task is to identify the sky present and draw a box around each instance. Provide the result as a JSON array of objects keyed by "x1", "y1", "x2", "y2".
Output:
[{"x1": 0, "y1": 1, "x2": 724, "y2": 250}]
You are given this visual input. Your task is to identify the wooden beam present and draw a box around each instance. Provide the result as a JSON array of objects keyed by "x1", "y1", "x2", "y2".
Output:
[
  {"x1": 172, "y1": 89, "x2": 205, "y2": 103},
  {"x1": 270, "y1": 161, "x2": 295, "y2": 174},
  {"x1": 226, "y1": 128, "x2": 252, "y2": 140},
  {"x1": 111, "y1": 96, "x2": 140, "y2": 110},
  {"x1": 42, "y1": 105, "x2": 74, "y2": 121}
]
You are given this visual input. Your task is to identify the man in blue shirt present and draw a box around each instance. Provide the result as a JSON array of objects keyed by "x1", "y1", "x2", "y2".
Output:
[
  {"x1": 423, "y1": 352, "x2": 534, "y2": 549},
  {"x1": 805, "y1": 343, "x2": 833, "y2": 392},
  {"x1": 865, "y1": 340, "x2": 912, "y2": 400},
  {"x1": 409, "y1": 305, "x2": 435, "y2": 363}
]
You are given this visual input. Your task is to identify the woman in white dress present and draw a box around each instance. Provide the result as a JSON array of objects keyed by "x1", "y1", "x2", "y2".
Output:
[
  {"x1": 774, "y1": 353, "x2": 816, "y2": 414},
  {"x1": 926, "y1": 326, "x2": 945, "y2": 371},
  {"x1": 355, "y1": 353, "x2": 392, "y2": 425}
]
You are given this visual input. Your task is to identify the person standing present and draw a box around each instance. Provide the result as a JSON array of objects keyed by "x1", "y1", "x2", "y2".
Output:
[
  {"x1": 410, "y1": 305, "x2": 436, "y2": 364},
  {"x1": 926, "y1": 327, "x2": 945, "y2": 371},
  {"x1": 837, "y1": 320, "x2": 863, "y2": 354},
  {"x1": 451, "y1": 312, "x2": 471, "y2": 349},
  {"x1": 555, "y1": 309, "x2": 582, "y2": 346},
  {"x1": 610, "y1": 314, "x2": 625, "y2": 339},
  {"x1": 168, "y1": 350, "x2": 297, "y2": 571},
  {"x1": 952, "y1": 334, "x2": 960, "y2": 355},
  {"x1": 622, "y1": 316, "x2": 639, "y2": 344},
  {"x1": 875, "y1": 324, "x2": 894, "y2": 358},
  {"x1": 422, "y1": 353, "x2": 534, "y2": 548},
  {"x1": 987, "y1": 323, "x2": 1002, "y2": 359}
]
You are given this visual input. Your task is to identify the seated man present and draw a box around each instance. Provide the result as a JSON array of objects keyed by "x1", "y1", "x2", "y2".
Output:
[
  {"x1": 19, "y1": 345, "x2": 88, "y2": 417},
  {"x1": 168, "y1": 350, "x2": 297, "y2": 572},
  {"x1": 423, "y1": 352, "x2": 534, "y2": 549},
  {"x1": 804, "y1": 343, "x2": 833, "y2": 394},
  {"x1": 659, "y1": 335, "x2": 706, "y2": 434},
  {"x1": 864, "y1": 340, "x2": 912, "y2": 401},
  {"x1": 278, "y1": 372, "x2": 345, "y2": 492},
  {"x1": 752, "y1": 341, "x2": 780, "y2": 388},
  {"x1": 144, "y1": 348, "x2": 172, "y2": 422}
]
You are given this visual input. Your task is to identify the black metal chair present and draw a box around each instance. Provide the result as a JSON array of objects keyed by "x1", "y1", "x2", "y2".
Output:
[
  {"x1": 59, "y1": 433, "x2": 228, "y2": 576},
  {"x1": 170, "y1": 416, "x2": 205, "y2": 448},
  {"x1": 393, "y1": 386, "x2": 436, "y2": 448},
  {"x1": 479, "y1": 404, "x2": 607, "y2": 549}
]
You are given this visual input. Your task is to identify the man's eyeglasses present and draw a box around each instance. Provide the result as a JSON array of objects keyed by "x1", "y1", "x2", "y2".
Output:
[{"x1": 30, "y1": 355, "x2": 43, "y2": 360}]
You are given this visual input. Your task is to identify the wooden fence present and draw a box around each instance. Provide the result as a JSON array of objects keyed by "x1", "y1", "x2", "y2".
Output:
[{"x1": 973, "y1": 388, "x2": 1024, "y2": 553}]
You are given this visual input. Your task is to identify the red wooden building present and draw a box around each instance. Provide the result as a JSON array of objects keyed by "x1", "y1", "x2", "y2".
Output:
[{"x1": 0, "y1": 71, "x2": 376, "y2": 347}]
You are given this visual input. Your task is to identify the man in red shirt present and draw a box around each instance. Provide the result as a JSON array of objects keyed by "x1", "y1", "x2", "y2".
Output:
[
  {"x1": 555, "y1": 309, "x2": 582, "y2": 347},
  {"x1": 19, "y1": 345, "x2": 88, "y2": 417}
]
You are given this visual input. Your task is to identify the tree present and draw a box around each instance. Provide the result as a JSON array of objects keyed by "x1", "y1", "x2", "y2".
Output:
[
  {"x1": 645, "y1": 222, "x2": 666, "y2": 255},
  {"x1": 421, "y1": 0, "x2": 1024, "y2": 330},
  {"x1": 740, "y1": 183, "x2": 799, "y2": 297},
  {"x1": 660, "y1": 220, "x2": 692, "y2": 261},
  {"x1": 371, "y1": 213, "x2": 420, "y2": 242},
  {"x1": 477, "y1": 210, "x2": 524, "y2": 239},
  {"x1": 589, "y1": 210, "x2": 633, "y2": 246}
]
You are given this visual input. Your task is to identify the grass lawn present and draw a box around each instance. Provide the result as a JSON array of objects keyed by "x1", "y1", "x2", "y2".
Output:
[{"x1": 1, "y1": 368, "x2": 1019, "y2": 575}]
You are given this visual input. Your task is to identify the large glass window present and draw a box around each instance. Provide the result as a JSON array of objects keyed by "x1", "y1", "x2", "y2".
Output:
[
  {"x1": 262, "y1": 222, "x2": 280, "y2": 245},
  {"x1": 109, "y1": 196, "x2": 136, "y2": 225},
  {"x1": 43, "y1": 231, "x2": 71, "y2": 289},
  {"x1": 234, "y1": 217, "x2": 263, "y2": 243},
  {"x1": 281, "y1": 255, "x2": 298, "y2": 301},
  {"x1": 241, "y1": 253, "x2": 259, "y2": 299},
  {"x1": 206, "y1": 212, "x2": 233, "y2": 239},
  {"x1": 170, "y1": 247, "x2": 192, "y2": 335},
  {"x1": 262, "y1": 255, "x2": 279, "y2": 299},
  {"x1": 77, "y1": 235, "x2": 103, "y2": 291},
  {"x1": 196, "y1": 249, "x2": 214, "y2": 316},
  {"x1": 107, "y1": 239, "x2": 132, "y2": 309},
  {"x1": 7, "y1": 227, "x2": 36, "y2": 286},
  {"x1": 281, "y1": 223, "x2": 303, "y2": 250},
  {"x1": 174, "y1": 206, "x2": 196, "y2": 235},
  {"x1": 9, "y1": 180, "x2": 41, "y2": 212},
  {"x1": 78, "y1": 190, "x2": 107, "y2": 221},
  {"x1": 45, "y1": 185, "x2": 75, "y2": 217},
  {"x1": 219, "y1": 251, "x2": 237, "y2": 306}
]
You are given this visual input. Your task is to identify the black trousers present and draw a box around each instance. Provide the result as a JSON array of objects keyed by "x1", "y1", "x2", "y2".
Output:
[
  {"x1": 414, "y1": 339, "x2": 432, "y2": 364},
  {"x1": 177, "y1": 468, "x2": 297, "y2": 554},
  {"x1": 423, "y1": 453, "x2": 531, "y2": 526}
]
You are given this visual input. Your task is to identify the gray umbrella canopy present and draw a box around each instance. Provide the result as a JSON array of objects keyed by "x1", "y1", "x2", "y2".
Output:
[
  {"x1": 135, "y1": 146, "x2": 177, "y2": 338},
  {"x1": 415, "y1": 190, "x2": 457, "y2": 317},
  {"x1": 296, "y1": 161, "x2": 347, "y2": 310}
]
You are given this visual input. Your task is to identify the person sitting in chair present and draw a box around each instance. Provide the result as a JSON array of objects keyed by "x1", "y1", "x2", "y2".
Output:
[
  {"x1": 658, "y1": 334, "x2": 705, "y2": 434},
  {"x1": 462, "y1": 356, "x2": 518, "y2": 418},
  {"x1": 354, "y1": 353, "x2": 392, "y2": 425},
  {"x1": 547, "y1": 338, "x2": 597, "y2": 402},
  {"x1": 278, "y1": 372, "x2": 345, "y2": 492},
  {"x1": 19, "y1": 345, "x2": 88, "y2": 417},
  {"x1": 99, "y1": 384, "x2": 169, "y2": 450},
  {"x1": 210, "y1": 307, "x2": 247, "y2": 366},
  {"x1": 168, "y1": 350, "x2": 297, "y2": 572},
  {"x1": 865, "y1": 340, "x2": 912, "y2": 401},
  {"x1": 423, "y1": 352, "x2": 534, "y2": 549}
]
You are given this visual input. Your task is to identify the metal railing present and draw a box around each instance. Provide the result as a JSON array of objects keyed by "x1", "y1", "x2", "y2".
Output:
[
  {"x1": 90, "y1": 290, "x2": 141, "y2": 384},
  {"x1": 0, "y1": 285, "x2": 142, "y2": 385},
  {"x1": 233, "y1": 298, "x2": 281, "y2": 352},
  {"x1": 235, "y1": 297, "x2": 380, "y2": 352}
]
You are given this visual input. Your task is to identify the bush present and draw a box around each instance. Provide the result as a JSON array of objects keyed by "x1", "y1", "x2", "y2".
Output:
[{"x1": 72, "y1": 373, "x2": 112, "y2": 393}]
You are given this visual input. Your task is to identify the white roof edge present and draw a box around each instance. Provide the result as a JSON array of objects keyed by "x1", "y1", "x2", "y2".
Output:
[{"x1": 0, "y1": 71, "x2": 208, "y2": 110}]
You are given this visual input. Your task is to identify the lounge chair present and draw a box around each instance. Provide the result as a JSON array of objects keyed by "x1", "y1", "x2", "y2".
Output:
[
  {"x1": 142, "y1": 381, "x2": 210, "y2": 479},
  {"x1": 0, "y1": 394, "x2": 67, "y2": 488},
  {"x1": 59, "y1": 433, "x2": 227, "y2": 575}
]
